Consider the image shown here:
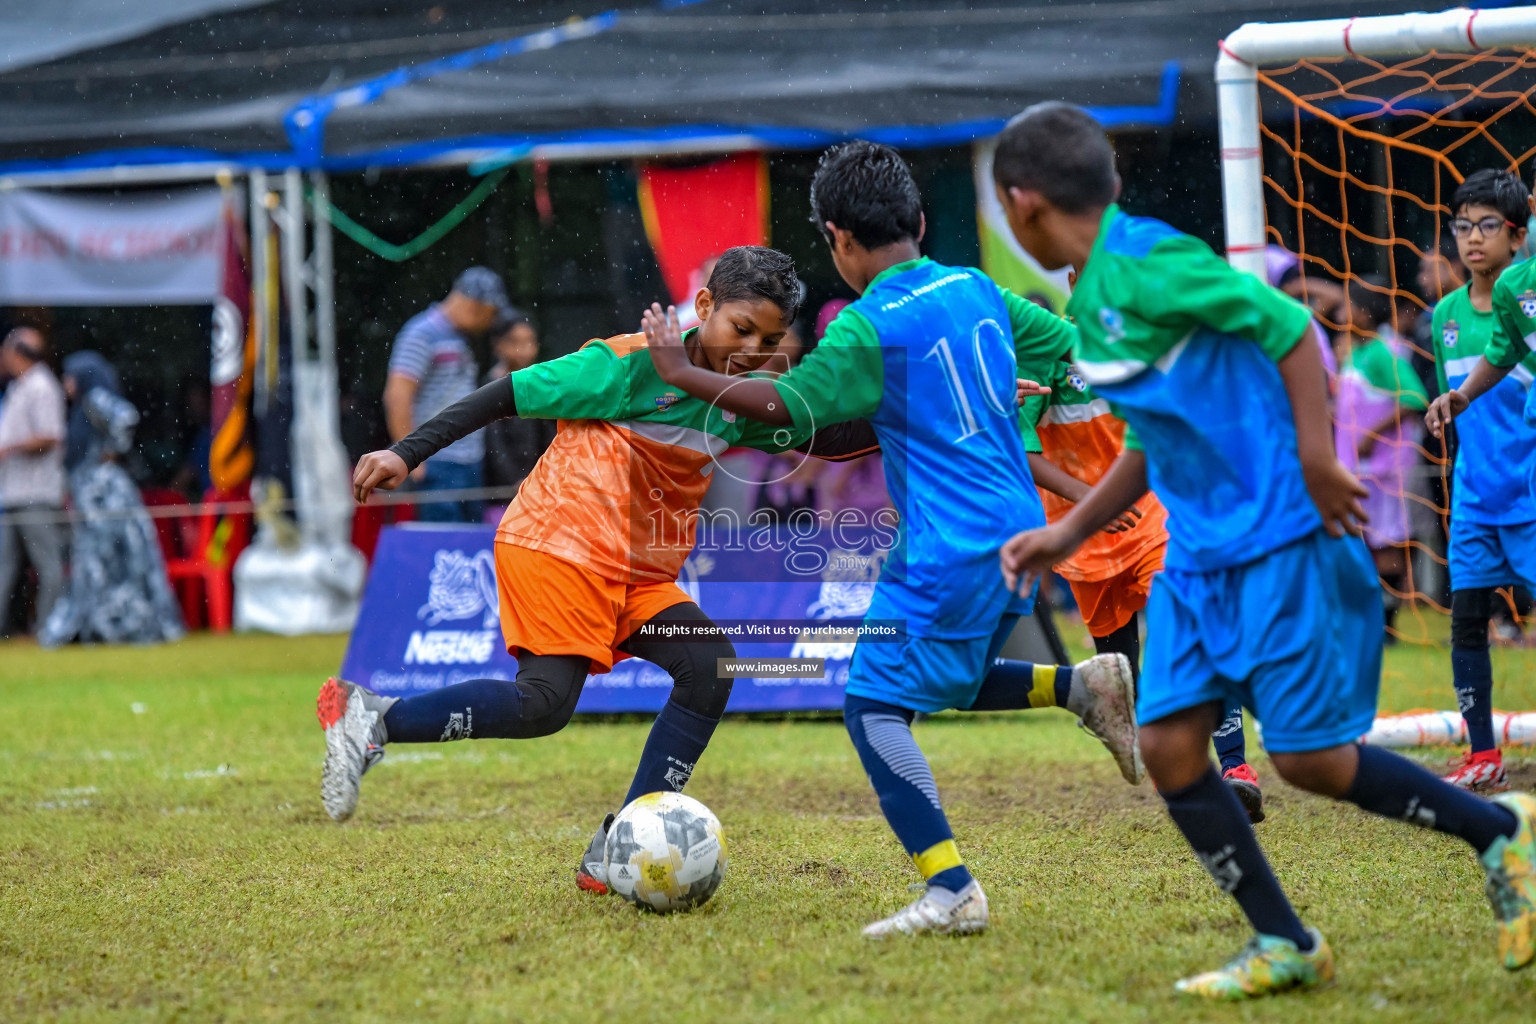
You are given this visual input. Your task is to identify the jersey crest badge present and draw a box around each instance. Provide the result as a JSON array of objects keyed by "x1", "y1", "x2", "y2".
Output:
[
  {"x1": 1066, "y1": 365, "x2": 1087, "y2": 392},
  {"x1": 1442, "y1": 320, "x2": 1459, "y2": 348},
  {"x1": 1519, "y1": 290, "x2": 1536, "y2": 318},
  {"x1": 654, "y1": 391, "x2": 679, "y2": 408},
  {"x1": 720, "y1": 409, "x2": 737, "y2": 423},
  {"x1": 1098, "y1": 307, "x2": 1127, "y2": 344}
]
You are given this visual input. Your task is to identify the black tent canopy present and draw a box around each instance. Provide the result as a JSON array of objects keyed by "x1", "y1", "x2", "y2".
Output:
[{"x1": 0, "y1": 0, "x2": 1424, "y2": 174}]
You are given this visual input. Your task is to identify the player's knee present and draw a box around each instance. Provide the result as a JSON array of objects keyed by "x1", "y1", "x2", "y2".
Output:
[
  {"x1": 668, "y1": 638, "x2": 735, "y2": 719},
  {"x1": 1141, "y1": 704, "x2": 1220, "y2": 788},
  {"x1": 1450, "y1": 587, "x2": 1494, "y2": 649},
  {"x1": 1269, "y1": 748, "x2": 1353, "y2": 798}
]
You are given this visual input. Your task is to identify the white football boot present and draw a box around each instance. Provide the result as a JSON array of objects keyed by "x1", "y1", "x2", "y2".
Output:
[
  {"x1": 316, "y1": 677, "x2": 396, "y2": 822},
  {"x1": 1072, "y1": 653, "x2": 1144, "y2": 785},
  {"x1": 862, "y1": 881, "x2": 989, "y2": 938}
]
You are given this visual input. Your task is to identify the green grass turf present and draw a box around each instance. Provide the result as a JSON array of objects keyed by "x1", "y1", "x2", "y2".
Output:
[{"x1": 2, "y1": 620, "x2": 1535, "y2": 1023}]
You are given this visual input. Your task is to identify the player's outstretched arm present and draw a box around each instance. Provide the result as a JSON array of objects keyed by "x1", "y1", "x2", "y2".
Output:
[
  {"x1": 1276, "y1": 326, "x2": 1367, "y2": 538},
  {"x1": 353, "y1": 375, "x2": 517, "y2": 504},
  {"x1": 1425, "y1": 357, "x2": 1511, "y2": 439},
  {"x1": 1025, "y1": 453, "x2": 1140, "y2": 533},
  {"x1": 642, "y1": 303, "x2": 794, "y2": 426},
  {"x1": 1001, "y1": 449, "x2": 1150, "y2": 595}
]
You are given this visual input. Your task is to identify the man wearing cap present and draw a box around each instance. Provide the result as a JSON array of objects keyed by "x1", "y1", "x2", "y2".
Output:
[
  {"x1": 384, "y1": 267, "x2": 506, "y2": 522},
  {"x1": 0, "y1": 327, "x2": 67, "y2": 635}
]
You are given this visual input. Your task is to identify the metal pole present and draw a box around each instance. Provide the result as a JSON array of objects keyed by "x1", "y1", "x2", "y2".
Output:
[
  {"x1": 249, "y1": 168, "x2": 271, "y2": 415},
  {"x1": 1216, "y1": 51, "x2": 1267, "y2": 279},
  {"x1": 309, "y1": 170, "x2": 337, "y2": 368},
  {"x1": 282, "y1": 167, "x2": 309, "y2": 361}
]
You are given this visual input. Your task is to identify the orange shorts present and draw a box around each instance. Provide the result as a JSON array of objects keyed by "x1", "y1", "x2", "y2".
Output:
[
  {"x1": 1068, "y1": 543, "x2": 1166, "y2": 639},
  {"x1": 495, "y1": 542, "x2": 693, "y2": 674}
]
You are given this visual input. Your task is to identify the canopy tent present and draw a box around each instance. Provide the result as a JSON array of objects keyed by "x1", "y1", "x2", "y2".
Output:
[{"x1": 0, "y1": 0, "x2": 1429, "y2": 176}]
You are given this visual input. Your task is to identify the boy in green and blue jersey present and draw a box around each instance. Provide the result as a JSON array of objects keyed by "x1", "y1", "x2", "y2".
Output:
[{"x1": 996, "y1": 102, "x2": 1535, "y2": 998}]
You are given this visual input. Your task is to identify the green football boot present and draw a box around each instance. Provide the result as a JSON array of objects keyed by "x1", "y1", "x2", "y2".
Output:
[
  {"x1": 1480, "y1": 792, "x2": 1536, "y2": 971},
  {"x1": 1174, "y1": 929, "x2": 1334, "y2": 1000}
]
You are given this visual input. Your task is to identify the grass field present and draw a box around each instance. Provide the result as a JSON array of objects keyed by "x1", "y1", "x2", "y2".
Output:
[{"x1": 3, "y1": 620, "x2": 1535, "y2": 1023}]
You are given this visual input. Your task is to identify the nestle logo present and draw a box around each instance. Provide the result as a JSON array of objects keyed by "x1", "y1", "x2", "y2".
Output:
[{"x1": 403, "y1": 630, "x2": 497, "y2": 665}]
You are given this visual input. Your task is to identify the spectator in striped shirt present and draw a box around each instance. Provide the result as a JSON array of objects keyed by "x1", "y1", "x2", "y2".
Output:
[{"x1": 384, "y1": 267, "x2": 507, "y2": 522}]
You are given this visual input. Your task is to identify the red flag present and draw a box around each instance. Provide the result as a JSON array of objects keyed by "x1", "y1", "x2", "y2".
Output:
[
  {"x1": 209, "y1": 198, "x2": 255, "y2": 490},
  {"x1": 636, "y1": 152, "x2": 769, "y2": 306}
]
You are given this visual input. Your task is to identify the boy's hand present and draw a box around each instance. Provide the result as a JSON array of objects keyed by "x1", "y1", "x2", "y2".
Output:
[
  {"x1": 1356, "y1": 434, "x2": 1377, "y2": 459},
  {"x1": 1300, "y1": 455, "x2": 1369, "y2": 538},
  {"x1": 641, "y1": 302, "x2": 688, "y2": 383},
  {"x1": 1016, "y1": 378, "x2": 1050, "y2": 403},
  {"x1": 353, "y1": 449, "x2": 409, "y2": 504},
  {"x1": 1000, "y1": 524, "x2": 1077, "y2": 597},
  {"x1": 1102, "y1": 504, "x2": 1142, "y2": 534},
  {"x1": 1424, "y1": 390, "x2": 1468, "y2": 440}
]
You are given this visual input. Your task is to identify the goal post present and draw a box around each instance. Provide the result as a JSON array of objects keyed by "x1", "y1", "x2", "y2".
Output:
[
  {"x1": 1218, "y1": 6, "x2": 1536, "y2": 278},
  {"x1": 1213, "y1": 7, "x2": 1536, "y2": 746}
]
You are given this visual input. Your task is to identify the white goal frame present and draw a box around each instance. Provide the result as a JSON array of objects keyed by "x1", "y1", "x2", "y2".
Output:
[{"x1": 1216, "y1": 5, "x2": 1536, "y2": 277}]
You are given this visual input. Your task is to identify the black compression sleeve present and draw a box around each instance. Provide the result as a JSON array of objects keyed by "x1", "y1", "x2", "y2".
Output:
[
  {"x1": 389, "y1": 375, "x2": 518, "y2": 471},
  {"x1": 793, "y1": 419, "x2": 880, "y2": 462}
]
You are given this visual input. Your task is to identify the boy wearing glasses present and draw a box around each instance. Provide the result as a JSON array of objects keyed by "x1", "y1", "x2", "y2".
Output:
[{"x1": 1422, "y1": 169, "x2": 1536, "y2": 793}]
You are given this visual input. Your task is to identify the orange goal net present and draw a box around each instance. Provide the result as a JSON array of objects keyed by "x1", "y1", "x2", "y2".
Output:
[{"x1": 1217, "y1": 12, "x2": 1536, "y2": 739}]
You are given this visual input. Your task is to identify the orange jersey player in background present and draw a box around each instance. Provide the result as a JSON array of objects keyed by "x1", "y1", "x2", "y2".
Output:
[
  {"x1": 1020, "y1": 355, "x2": 1266, "y2": 822},
  {"x1": 319, "y1": 246, "x2": 876, "y2": 893}
]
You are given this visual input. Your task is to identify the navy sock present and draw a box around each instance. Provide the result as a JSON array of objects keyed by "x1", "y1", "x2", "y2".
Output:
[
  {"x1": 1161, "y1": 765, "x2": 1311, "y2": 949},
  {"x1": 1344, "y1": 743, "x2": 1517, "y2": 854},
  {"x1": 846, "y1": 695, "x2": 974, "y2": 893},
  {"x1": 1452, "y1": 647, "x2": 1497, "y2": 754},
  {"x1": 1212, "y1": 702, "x2": 1248, "y2": 773},
  {"x1": 622, "y1": 700, "x2": 719, "y2": 806},
  {"x1": 382, "y1": 677, "x2": 522, "y2": 743},
  {"x1": 969, "y1": 658, "x2": 1070, "y2": 711}
]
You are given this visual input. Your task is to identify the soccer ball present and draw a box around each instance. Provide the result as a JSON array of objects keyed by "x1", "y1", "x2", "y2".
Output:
[{"x1": 604, "y1": 791, "x2": 726, "y2": 912}]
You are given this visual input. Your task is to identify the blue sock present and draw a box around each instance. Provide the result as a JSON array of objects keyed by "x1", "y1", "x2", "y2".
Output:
[
  {"x1": 622, "y1": 700, "x2": 719, "y2": 805},
  {"x1": 1344, "y1": 743, "x2": 1517, "y2": 854},
  {"x1": 967, "y1": 658, "x2": 1071, "y2": 711},
  {"x1": 1161, "y1": 765, "x2": 1311, "y2": 949},
  {"x1": 1212, "y1": 702, "x2": 1248, "y2": 773},
  {"x1": 382, "y1": 678, "x2": 522, "y2": 742},
  {"x1": 1452, "y1": 647, "x2": 1497, "y2": 754},
  {"x1": 845, "y1": 695, "x2": 974, "y2": 893}
]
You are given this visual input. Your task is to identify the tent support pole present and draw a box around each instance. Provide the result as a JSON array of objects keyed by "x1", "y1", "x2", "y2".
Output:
[
  {"x1": 249, "y1": 169, "x2": 271, "y2": 415},
  {"x1": 310, "y1": 170, "x2": 336, "y2": 368}
]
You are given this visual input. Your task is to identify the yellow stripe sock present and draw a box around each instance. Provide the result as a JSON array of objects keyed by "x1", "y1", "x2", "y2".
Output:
[
  {"x1": 1028, "y1": 663, "x2": 1057, "y2": 709},
  {"x1": 913, "y1": 839, "x2": 963, "y2": 879}
]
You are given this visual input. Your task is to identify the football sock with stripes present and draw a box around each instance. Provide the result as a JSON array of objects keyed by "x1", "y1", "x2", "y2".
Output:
[
  {"x1": 622, "y1": 699, "x2": 719, "y2": 806},
  {"x1": 845, "y1": 694, "x2": 974, "y2": 893},
  {"x1": 1161, "y1": 764, "x2": 1312, "y2": 950},
  {"x1": 1343, "y1": 743, "x2": 1517, "y2": 854},
  {"x1": 968, "y1": 659, "x2": 1075, "y2": 713},
  {"x1": 1212, "y1": 702, "x2": 1248, "y2": 773}
]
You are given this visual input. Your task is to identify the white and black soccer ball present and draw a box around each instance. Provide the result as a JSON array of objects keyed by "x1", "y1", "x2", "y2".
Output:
[{"x1": 604, "y1": 791, "x2": 726, "y2": 913}]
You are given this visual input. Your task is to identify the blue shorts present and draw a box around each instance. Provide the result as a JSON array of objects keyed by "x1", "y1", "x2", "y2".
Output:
[
  {"x1": 844, "y1": 612, "x2": 1022, "y2": 714},
  {"x1": 1139, "y1": 529, "x2": 1382, "y2": 754},
  {"x1": 1448, "y1": 516, "x2": 1536, "y2": 592}
]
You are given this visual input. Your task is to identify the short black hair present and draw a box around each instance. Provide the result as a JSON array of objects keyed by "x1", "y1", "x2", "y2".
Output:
[
  {"x1": 706, "y1": 245, "x2": 803, "y2": 323},
  {"x1": 1452, "y1": 168, "x2": 1530, "y2": 225},
  {"x1": 993, "y1": 101, "x2": 1117, "y2": 214},
  {"x1": 1346, "y1": 274, "x2": 1394, "y2": 328},
  {"x1": 808, "y1": 141, "x2": 923, "y2": 250}
]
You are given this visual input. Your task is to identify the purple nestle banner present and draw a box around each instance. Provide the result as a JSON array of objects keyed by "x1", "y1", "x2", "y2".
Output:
[{"x1": 339, "y1": 524, "x2": 886, "y2": 712}]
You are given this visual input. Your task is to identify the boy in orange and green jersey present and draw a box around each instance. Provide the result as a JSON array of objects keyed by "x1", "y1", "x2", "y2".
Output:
[
  {"x1": 1017, "y1": 354, "x2": 1265, "y2": 822},
  {"x1": 320, "y1": 247, "x2": 882, "y2": 889}
]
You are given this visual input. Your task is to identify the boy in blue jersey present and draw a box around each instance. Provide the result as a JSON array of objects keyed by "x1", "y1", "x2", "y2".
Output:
[
  {"x1": 1423, "y1": 170, "x2": 1536, "y2": 792},
  {"x1": 643, "y1": 141, "x2": 1141, "y2": 937},
  {"x1": 996, "y1": 103, "x2": 1535, "y2": 996}
]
